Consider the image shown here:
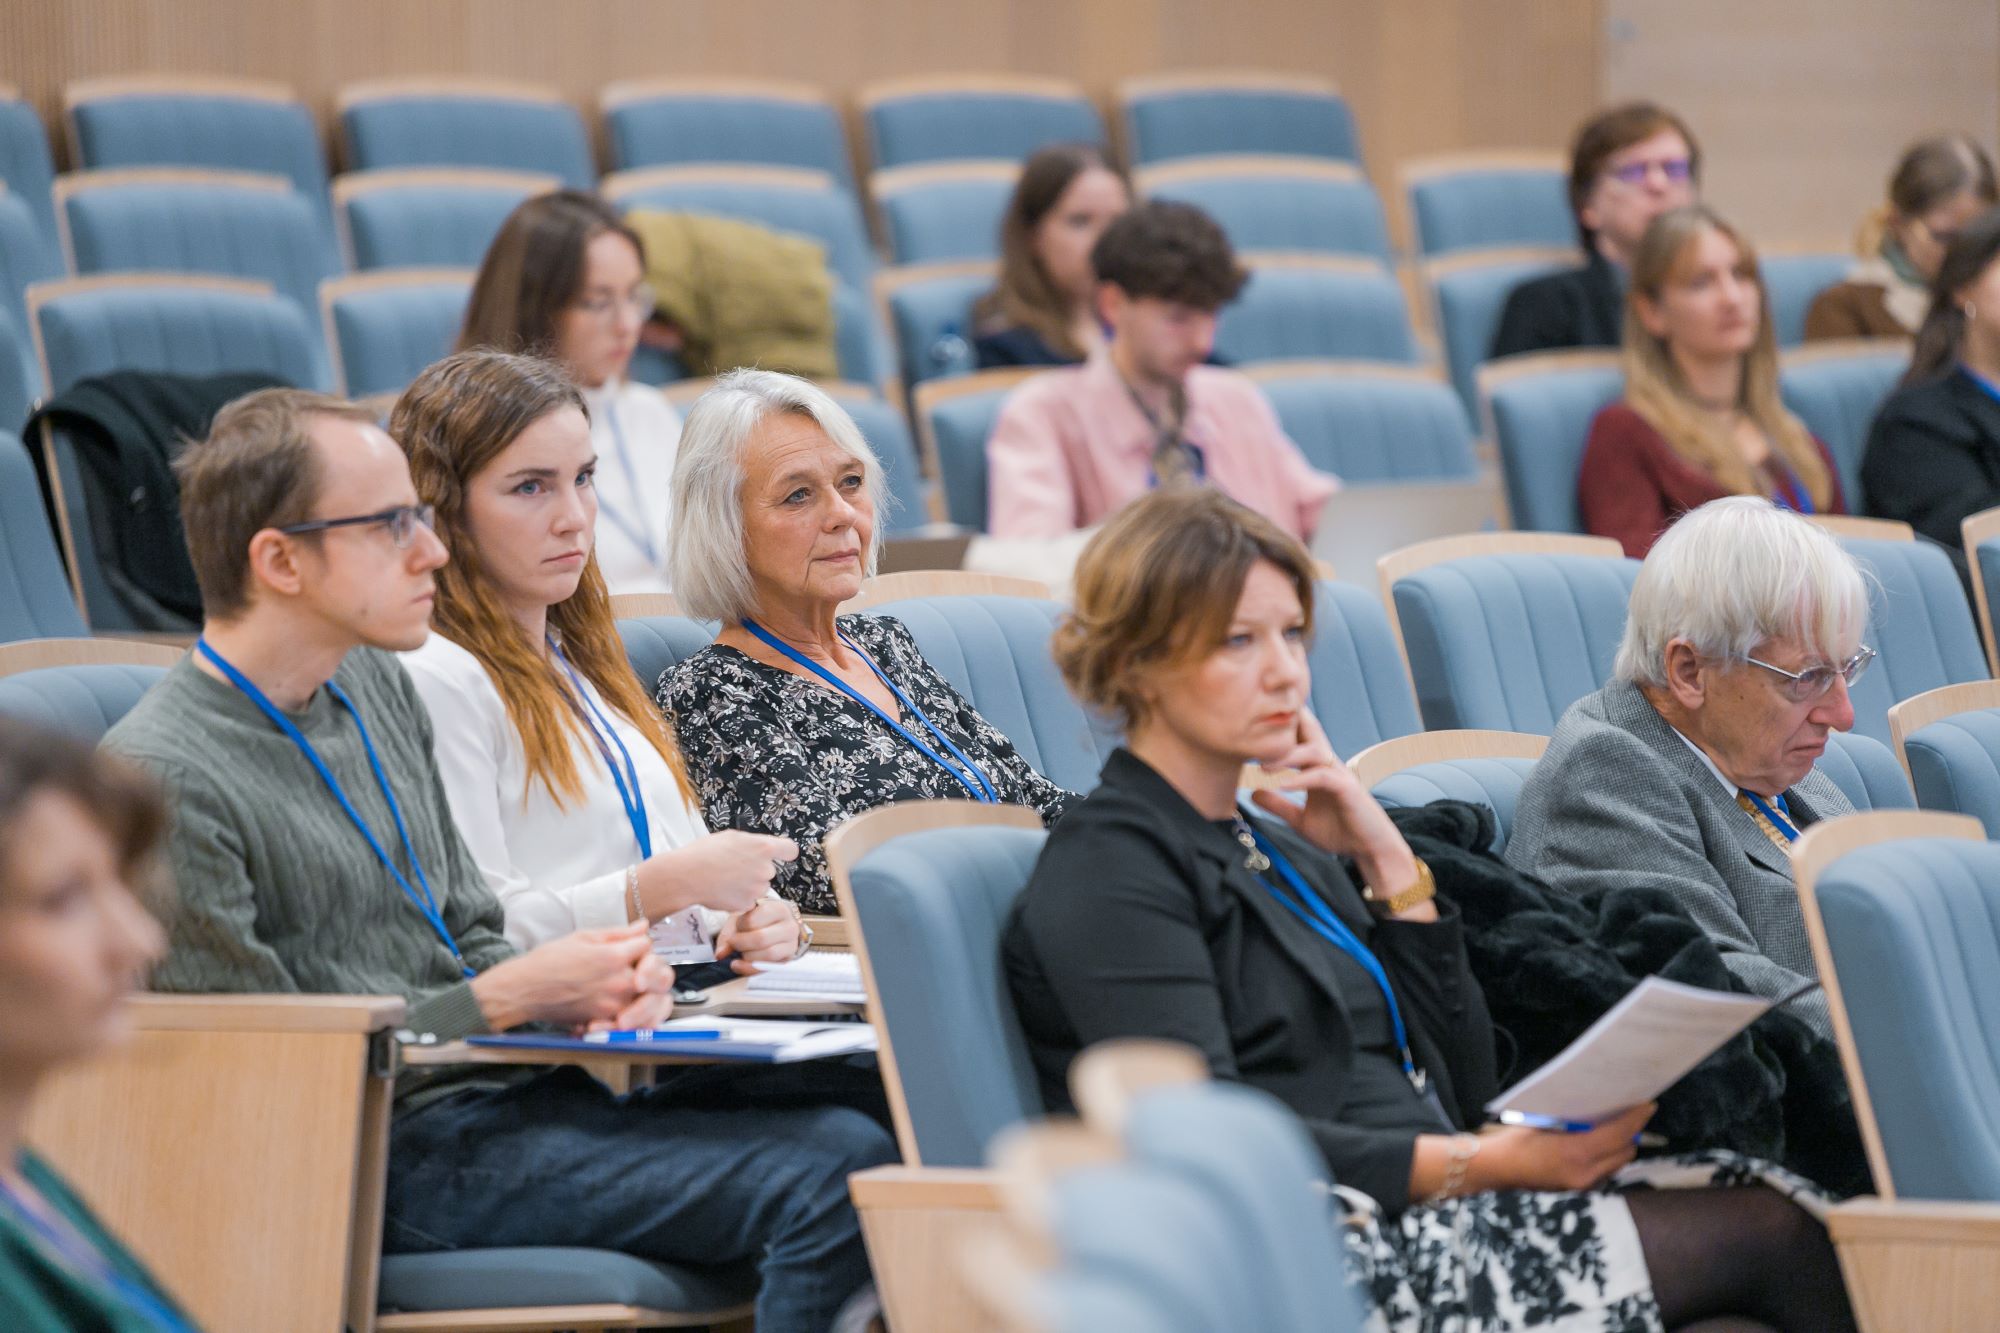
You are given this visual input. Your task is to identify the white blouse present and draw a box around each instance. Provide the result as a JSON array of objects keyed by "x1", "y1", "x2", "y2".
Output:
[
  {"x1": 403, "y1": 631, "x2": 725, "y2": 952},
  {"x1": 583, "y1": 378, "x2": 680, "y2": 596}
]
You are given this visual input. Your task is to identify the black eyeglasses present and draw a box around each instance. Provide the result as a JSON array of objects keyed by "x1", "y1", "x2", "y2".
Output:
[
  {"x1": 277, "y1": 504, "x2": 436, "y2": 550},
  {"x1": 1743, "y1": 645, "x2": 1876, "y2": 703}
]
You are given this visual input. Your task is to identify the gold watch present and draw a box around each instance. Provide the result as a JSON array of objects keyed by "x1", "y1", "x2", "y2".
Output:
[{"x1": 1362, "y1": 857, "x2": 1436, "y2": 916}]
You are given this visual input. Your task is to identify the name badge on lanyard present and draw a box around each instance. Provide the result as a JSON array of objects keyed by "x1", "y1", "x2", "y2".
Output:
[
  {"x1": 196, "y1": 640, "x2": 472, "y2": 977},
  {"x1": 741, "y1": 619, "x2": 998, "y2": 803}
]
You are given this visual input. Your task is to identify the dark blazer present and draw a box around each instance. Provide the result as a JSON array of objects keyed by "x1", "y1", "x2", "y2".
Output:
[
  {"x1": 1489, "y1": 251, "x2": 1623, "y2": 359},
  {"x1": 1001, "y1": 748, "x2": 1497, "y2": 1212},
  {"x1": 973, "y1": 323, "x2": 1077, "y2": 370},
  {"x1": 1862, "y1": 367, "x2": 2000, "y2": 552}
]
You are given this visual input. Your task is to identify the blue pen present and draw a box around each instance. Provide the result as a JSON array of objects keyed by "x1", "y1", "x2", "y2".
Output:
[
  {"x1": 1494, "y1": 1109, "x2": 1597, "y2": 1133},
  {"x1": 585, "y1": 1029, "x2": 724, "y2": 1043}
]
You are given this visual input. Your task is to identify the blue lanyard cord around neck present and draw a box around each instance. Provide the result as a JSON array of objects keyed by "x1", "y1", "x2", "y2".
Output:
[
  {"x1": 195, "y1": 640, "x2": 472, "y2": 978},
  {"x1": 1239, "y1": 817, "x2": 1424, "y2": 1093},
  {"x1": 740, "y1": 618, "x2": 998, "y2": 803},
  {"x1": 0, "y1": 1174, "x2": 194, "y2": 1332},
  {"x1": 596, "y1": 399, "x2": 662, "y2": 569},
  {"x1": 550, "y1": 640, "x2": 651, "y2": 859},
  {"x1": 1742, "y1": 790, "x2": 1800, "y2": 842},
  {"x1": 1964, "y1": 364, "x2": 2000, "y2": 409}
]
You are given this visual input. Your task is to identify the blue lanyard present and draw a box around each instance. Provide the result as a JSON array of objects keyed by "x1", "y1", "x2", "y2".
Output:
[
  {"x1": 550, "y1": 640, "x2": 651, "y2": 860},
  {"x1": 0, "y1": 1171, "x2": 196, "y2": 1333},
  {"x1": 740, "y1": 618, "x2": 998, "y2": 803},
  {"x1": 1742, "y1": 790, "x2": 1800, "y2": 842},
  {"x1": 595, "y1": 398, "x2": 662, "y2": 569},
  {"x1": 1964, "y1": 364, "x2": 2000, "y2": 410},
  {"x1": 1770, "y1": 467, "x2": 1815, "y2": 516},
  {"x1": 196, "y1": 640, "x2": 471, "y2": 978},
  {"x1": 1240, "y1": 817, "x2": 1425, "y2": 1093}
]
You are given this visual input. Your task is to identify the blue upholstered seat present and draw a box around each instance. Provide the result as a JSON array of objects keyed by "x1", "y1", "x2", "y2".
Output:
[
  {"x1": 874, "y1": 168, "x2": 1016, "y2": 264},
  {"x1": 0, "y1": 663, "x2": 168, "y2": 742},
  {"x1": 377, "y1": 1249, "x2": 755, "y2": 1317},
  {"x1": 1779, "y1": 344, "x2": 1908, "y2": 505},
  {"x1": 336, "y1": 170, "x2": 551, "y2": 270},
  {"x1": 1836, "y1": 535, "x2": 1988, "y2": 746},
  {"x1": 322, "y1": 273, "x2": 472, "y2": 399},
  {"x1": 1120, "y1": 80, "x2": 1360, "y2": 166},
  {"x1": 845, "y1": 822, "x2": 1050, "y2": 1164},
  {"x1": 603, "y1": 85, "x2": 853, "y2": 187},
  {"x1": 863, "y1": 83, "x2": 1104, "y2": 170},
  {"x1": 865, "y1": 595, "x2": 1114, "y2": 793},
  {"x1": 1256, "y1": 366, "x2": 1478, "y2": 482},
  {"x1": 1406, "y1": 162, "x2": 1572, "y2": 257},
  {"x1": 1371, "y1": 755, "x2": 1543, "y2": 855},
  {"x1": 881, "y1": 267, "x2": 988, "y2": 391},
  {"x1": 1809, "y1": 834, "x2": 2000, "y2": 1200},
  {"x1": 60, "y1": 174, "x2": 333, "y2": 318},
  {"x1": 66, "y1": 84, "x2": 334, "y2": 243},
  {"x1": 0, "y1": 96, "x2": 61, "y2": 278},
  {"x1": 1041, "y1": 1269, "x2": 1188, "y2": 1332},
  {"x1": 839, "y1": 393, "x2": 933, "y2": 534},
  {"x1": 1428, "y1": 250, "x2": 1578, "y2": 419},
  {"x1": 1482, "y1": 354, "x2": 1623, "y2": 534},
  {"x1": 1307, "y1": 582, "x2": 1422, "y2": 756},
  {"x1": 1902, "y1": 708, "x2": 2000, "y2": 835},
  {"x1": 829, "y1": 283, "x2": 895, "y2": 391},
  {"x1": 0, "y1": 192, "x2": 56, "y2": 402},
  {"x1": 915, "y1": 372, "x2": 1022, "y2": 530},
  {"x1": 339, "y1": 89, "x2": 594, "y2": 187},
  {"x1": 1046, "y1": 1163, "x2": 1263, "y2": 1332},
  {"x1": 1819, "y1": 730, "x2": 1915, "y2": 813},
  {"x1": 1391, "y1": 549, "x2": 1641, "y2": 732},
  {"x1": 616, "y1": 615, "x2": 716, "y2": 697},
  {"x1": 32, "y1": 278, "x2": 325, "y2": 396},
  {"x1": 1123, "y1": 1083, "x2": 1367, "y2": 1332},
  {"x1": 1214, "y1": 261, "x2": 1417, "y2": 366},
  {"x1": 0, "y1": 434, "x2": 87, "y2": 643},
  {"x1": 1761, "y1": 252, "x2": 1851, "y2": 347},
  {"x1": 607, "y1": 170, "x2": 876, "y2": 293},
  {"x1": 1141, "y1": 163, "x2": 1392, "y2": 263}
]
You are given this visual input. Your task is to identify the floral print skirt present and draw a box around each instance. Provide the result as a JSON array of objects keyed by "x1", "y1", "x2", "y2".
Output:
[{"x1": 1336, "y1": 1151, "x2": 1830, "y2": 1333}]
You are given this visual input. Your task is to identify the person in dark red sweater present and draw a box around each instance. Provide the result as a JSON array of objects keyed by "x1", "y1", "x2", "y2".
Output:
[{"x1": 1581, "y1": 206, "x2": 1844, "y2": 557}]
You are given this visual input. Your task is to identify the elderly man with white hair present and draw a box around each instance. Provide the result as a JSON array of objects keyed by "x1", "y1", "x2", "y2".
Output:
[
  {"x1": 657, "y1": 369, "x2": 1076, "y2": 915},
  {"x1": 1506, "y1": 497, "x2": 1875, "y2": 1037}
]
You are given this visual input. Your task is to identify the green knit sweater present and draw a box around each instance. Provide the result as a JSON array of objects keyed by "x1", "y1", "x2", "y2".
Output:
[
  {"x1": 0, "y1": 1151, "x2": 196, "y2": 1331},
  {"x1": 103, "y1": 649, "x2": 525, "y2": 1106}
]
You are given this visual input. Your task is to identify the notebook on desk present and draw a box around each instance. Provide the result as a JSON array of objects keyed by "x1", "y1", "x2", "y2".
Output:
[{"x1": 468, "y1": 1017, "x2": 876, "y2": 1064}]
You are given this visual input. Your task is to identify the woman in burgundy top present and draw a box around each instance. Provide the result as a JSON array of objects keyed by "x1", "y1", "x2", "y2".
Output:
[{"x1": 1580, "y1": 205, "x2": 1844, "y2": 557}]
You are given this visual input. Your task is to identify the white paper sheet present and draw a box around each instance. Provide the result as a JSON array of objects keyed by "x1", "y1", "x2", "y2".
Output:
[{"x1": 1486, "y1": 976, "x2": 1813, "y2": 1124}]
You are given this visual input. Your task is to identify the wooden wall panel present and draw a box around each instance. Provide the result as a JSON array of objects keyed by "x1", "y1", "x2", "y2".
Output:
[
  {"x1": 1606, "y1": 0, "x2": 2000, "y2": 248},
  {"x1": 0, "y1": 0, "x2": 1603, "y2": 243}
]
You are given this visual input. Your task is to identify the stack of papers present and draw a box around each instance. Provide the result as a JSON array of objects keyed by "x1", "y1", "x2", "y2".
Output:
[{"x1": 747, "y1": 953, "x2": 867, "y2": 1003}]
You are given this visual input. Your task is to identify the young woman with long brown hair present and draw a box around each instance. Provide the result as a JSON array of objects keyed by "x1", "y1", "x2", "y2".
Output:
[
  {"x1": 971, "y1": 144, "x2": 1131, "y2": 368},
  {"x1": 1579, "y1": 205, "x2": 1844, "y2": 557},
  {"x1": 392, "y1": 348, "x2": 804, "y2": 967}
]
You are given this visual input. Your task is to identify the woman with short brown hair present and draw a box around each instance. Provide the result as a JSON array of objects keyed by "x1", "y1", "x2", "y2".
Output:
[{"x1": 1005, "y1": 485, "x2": 1856, "y2": 1332}]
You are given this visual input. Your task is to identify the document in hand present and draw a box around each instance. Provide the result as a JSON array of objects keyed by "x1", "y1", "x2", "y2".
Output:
[{"x1": 1487, "y1": 976, "x2": 1819, "y2": 1126}]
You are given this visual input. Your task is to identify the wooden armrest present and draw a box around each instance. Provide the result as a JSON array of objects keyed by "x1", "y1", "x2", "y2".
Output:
[
  {"x1": 132, "y1": 992, "x2": 407, "y2": 1033},
  {"x1": 805, "y1": 914, "x2": 850, "y2": 949},
  {"x1": 1828, "y1": 1197, "x2": 2000, "y2": 1333},
  {"x1": 849, "y1": 1165, "x2": 1006, "y2": 1211}
]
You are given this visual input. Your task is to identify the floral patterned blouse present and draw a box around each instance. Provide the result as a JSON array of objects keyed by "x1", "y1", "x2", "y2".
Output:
[{"x1": 658, "y1": 614, "x2": 1078, "y2": 914}]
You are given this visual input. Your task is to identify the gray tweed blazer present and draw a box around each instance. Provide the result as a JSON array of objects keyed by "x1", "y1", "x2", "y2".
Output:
[{"x1": 1504, "y1": 679, "x2": 1851, "y2": 1037}]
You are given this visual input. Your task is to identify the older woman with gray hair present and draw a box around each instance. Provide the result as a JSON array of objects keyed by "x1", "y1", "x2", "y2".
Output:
[
  {"x1": 1506, "y1": 496, "x2": 1874, "y2": 1037},
  {"x1": 657, "y1": 369, "x2": 1076, "y2": 914}
]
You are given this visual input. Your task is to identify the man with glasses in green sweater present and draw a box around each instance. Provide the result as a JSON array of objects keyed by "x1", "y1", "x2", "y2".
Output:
[{"x1": 104, "y1": 388, "x2": 893, "y2": 1332}]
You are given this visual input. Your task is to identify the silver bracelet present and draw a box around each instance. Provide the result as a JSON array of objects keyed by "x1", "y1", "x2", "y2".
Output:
[
  {"x1": 1437, "y1": 1133, "x2": 1481, "y2": 1200},
  {"x1": 625, "y1": 864, "x2": 644, "y2": 922}
]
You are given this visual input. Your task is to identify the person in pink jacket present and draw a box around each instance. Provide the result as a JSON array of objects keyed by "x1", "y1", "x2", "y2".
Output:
[{"x1": 985, "y1": 201, "x2": 1337, "y2": 540}]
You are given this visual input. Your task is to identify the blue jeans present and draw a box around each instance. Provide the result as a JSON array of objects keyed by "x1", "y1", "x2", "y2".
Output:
[{"x1": 384, "y1": 1065, "x2": 897, "y2": 1332}]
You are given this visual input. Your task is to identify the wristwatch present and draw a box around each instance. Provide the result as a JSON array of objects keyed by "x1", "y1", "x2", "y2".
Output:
[{"x1": 1362, "y1": 857, "x2": 1436, "y2": 916}]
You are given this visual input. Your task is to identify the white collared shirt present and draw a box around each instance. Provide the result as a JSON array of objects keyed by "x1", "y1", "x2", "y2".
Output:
[
  {"x1": 1670, "y1": 725, "x2": 1741, "y2": 799},
  {"x1": 581, "y1": 378, "x2": 680, "y2": 596}
]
